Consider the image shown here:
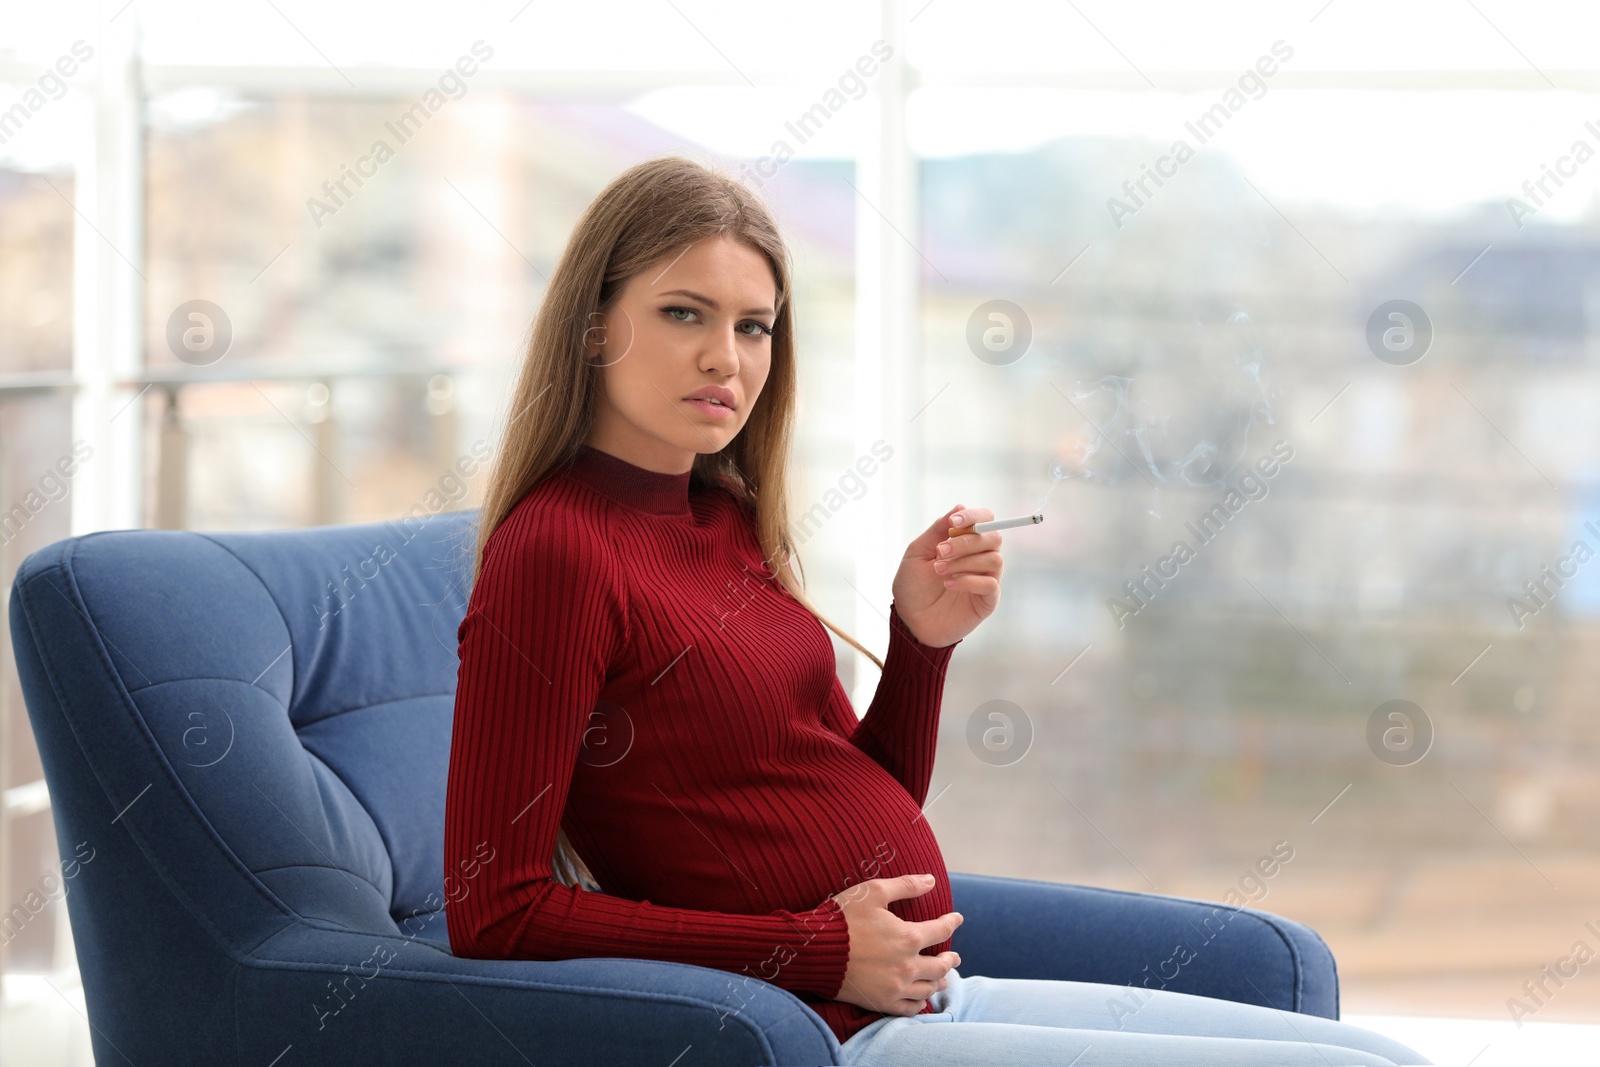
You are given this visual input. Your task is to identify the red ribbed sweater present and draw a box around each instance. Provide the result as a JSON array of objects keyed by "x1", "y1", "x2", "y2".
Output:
[{"x1": 444, "y1": 443, "x2": 961, "y2": 1046}]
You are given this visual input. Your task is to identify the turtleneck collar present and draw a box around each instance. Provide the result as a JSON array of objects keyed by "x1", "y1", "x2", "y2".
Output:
[{"x1": 561, "y1": 443, "x2": 694, "y2": 518}]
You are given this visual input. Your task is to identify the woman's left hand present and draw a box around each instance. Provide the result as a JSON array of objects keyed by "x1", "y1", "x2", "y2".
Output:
[{"x1": 891, "y1": 505, "x2": 1003, "y2": 648}]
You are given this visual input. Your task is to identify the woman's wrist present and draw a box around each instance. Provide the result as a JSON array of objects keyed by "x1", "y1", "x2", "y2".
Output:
[
  {"x1": 889, "y1": 600, "x2": 961, "y2": 652},
  {"x1": 776, "y1": 894, "x2": 852, "y2": 1000}
]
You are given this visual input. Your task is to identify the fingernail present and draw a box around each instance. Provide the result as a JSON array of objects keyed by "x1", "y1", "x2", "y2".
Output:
[{"x1": 950, "y1": 512, "x2": 964, "y2": 525}]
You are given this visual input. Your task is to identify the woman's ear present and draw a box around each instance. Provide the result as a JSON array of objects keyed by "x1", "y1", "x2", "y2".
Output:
[{"x1": 582, "y1": 312, "x2": 607, "y2": 361}]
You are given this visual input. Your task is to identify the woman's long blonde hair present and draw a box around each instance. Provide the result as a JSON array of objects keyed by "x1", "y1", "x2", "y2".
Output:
[{"x1": 469, "y1": 155, "x2": 883, "y2": 891}]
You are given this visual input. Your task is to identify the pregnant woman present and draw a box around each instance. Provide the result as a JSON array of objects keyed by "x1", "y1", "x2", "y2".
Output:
[{"x1": 443, "y1": 155, "x2": 1428, "y2": 1066}]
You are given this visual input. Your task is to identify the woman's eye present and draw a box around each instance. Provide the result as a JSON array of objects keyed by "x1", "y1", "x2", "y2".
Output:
[{"x1": 663, "y1": 307, "x2": 771, "y2": 337}]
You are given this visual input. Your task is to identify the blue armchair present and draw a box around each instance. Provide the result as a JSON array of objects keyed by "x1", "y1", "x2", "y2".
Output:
[{"x1": 8, "y1": 509, "x2": 1339, "y2": 1066}]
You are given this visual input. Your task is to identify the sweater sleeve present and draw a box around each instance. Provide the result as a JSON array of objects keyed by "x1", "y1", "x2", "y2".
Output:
[
  {"x1": 824, "y1": 600, "x2": 959, "y2": 809},
  {"x1": 444, "y1": 498, "x2": 852, "y2": 1001}
]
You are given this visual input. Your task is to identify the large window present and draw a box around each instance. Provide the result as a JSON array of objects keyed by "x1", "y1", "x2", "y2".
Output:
[
  {"x1": 139, "y1": 91, "x2": 857, "y2": 531},
  {"x1": 913, "y1": 84, "x2": 1600, "y2": 1020}
]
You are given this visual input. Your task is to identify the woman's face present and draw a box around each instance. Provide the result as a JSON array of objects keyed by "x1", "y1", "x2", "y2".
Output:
[{"x1": 583, "y1": 234, "x2": 776, "y2": 474}]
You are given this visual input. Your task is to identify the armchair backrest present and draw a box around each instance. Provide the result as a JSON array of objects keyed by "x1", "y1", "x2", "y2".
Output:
[{"x1": 8, "y1": 509, "x2": 479, "y2": 961}]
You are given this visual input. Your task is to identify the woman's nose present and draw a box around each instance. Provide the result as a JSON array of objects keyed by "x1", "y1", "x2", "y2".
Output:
[{"x1": 705, "y1": 328, "x2": 741, "y2": 370}]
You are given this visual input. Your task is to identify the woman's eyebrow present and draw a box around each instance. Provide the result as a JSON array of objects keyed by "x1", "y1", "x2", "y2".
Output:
[{"x1": 657, "y1": 288, "x2": 774, "y2": 316}]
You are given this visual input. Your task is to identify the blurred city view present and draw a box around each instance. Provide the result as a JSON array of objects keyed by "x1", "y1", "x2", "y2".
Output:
[
  {"x1": 5, "y1": 4, "x2": 1600, "y2": 1056},
  {"x1": 914, "y1": 135, "x2": 1600, "y2": 1020}
]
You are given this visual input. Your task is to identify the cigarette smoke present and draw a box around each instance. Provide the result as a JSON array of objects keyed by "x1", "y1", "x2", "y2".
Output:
[{"x1": 1037, "y1": 309, "x2": 1279, "y2": 517}]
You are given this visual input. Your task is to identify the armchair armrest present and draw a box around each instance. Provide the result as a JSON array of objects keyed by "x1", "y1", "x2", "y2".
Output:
[
  {"x1": 232, "y1": 921, "x2": 845, "y2": 1067},
  {"x1": 948, "y1": 871, "x2": 1339, "y2": 1019},
  {"x1": 239, "y1": 874, "x2": 1340, "y2": 1067}
]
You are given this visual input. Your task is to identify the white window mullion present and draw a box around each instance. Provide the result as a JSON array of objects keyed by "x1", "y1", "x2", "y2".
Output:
[
  {"x1": 851, "y1": 0, "x2": 916, "y2": 710},
  {"x1": 72, "y1": 0, "x2": 145, "y2": 538}
]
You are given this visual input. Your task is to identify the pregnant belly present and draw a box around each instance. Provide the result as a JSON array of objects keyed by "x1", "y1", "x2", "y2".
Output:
[{"x1": 571, "y1": 749, "x2": 955, "y2": 928}]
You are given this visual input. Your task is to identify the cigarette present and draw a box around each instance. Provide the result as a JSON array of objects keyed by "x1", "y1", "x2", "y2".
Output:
[{"x1": 947, "y1": 512, "x2": 1044, "y2": 538}]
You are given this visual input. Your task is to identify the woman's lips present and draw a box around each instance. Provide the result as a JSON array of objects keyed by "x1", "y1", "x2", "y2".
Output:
[{"x1": 684, "y1": 398, "x2": 735, "y2": 419}]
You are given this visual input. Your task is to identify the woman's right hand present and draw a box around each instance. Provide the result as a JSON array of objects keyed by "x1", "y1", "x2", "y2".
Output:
[{"x1": 830, "y1": 873, "x2": 963, "y2": 1016}]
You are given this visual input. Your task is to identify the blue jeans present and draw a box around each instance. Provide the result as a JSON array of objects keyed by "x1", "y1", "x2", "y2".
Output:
[{"x1": 838, "y1": 968, "x2": 1432, "y2": 1066}]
